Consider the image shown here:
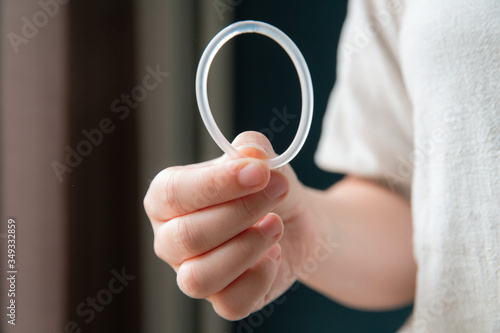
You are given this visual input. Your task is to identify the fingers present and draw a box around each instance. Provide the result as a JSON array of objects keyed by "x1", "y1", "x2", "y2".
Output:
[
  {"x1": 155, "y1": 172, "x2": 289, "y2": 264},
  {"x1": 176, "y1": 214, "x2": 283, "y2": 300},
  {"x1": 144, "y1": 157, "x2": 270, "y2": 222},
  {"x1": 210, "y1": 244, "x2": 282, "y2": 320},
  {"x1": 143, "y1": 131, "x2": 280, "y2": 223},
  {"x1": 143, "y1": 131, "x2": 295, "y2": 321}
]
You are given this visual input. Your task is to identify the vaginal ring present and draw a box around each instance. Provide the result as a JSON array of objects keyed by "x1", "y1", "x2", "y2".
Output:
[{"x1": 195, "y1": 20, "x2": 314, "y2": 168}]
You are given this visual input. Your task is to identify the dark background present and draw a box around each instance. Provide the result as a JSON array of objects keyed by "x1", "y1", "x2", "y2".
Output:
[
  {"x1": 232, "y1": 1, "x2": 413, "y2": 332},
  {"x1": 0, "y1": 1, "x2": 413, "y2": 332}
]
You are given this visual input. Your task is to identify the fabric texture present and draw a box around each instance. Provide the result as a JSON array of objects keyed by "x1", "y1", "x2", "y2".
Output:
[{"x1": 315, "y1": 0, "x2": 500, "y2": 332}]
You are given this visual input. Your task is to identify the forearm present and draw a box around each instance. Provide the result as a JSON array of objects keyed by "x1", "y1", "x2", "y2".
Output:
[{"x1": 298, "y1": 176, "x2": 416, "y2": 310}]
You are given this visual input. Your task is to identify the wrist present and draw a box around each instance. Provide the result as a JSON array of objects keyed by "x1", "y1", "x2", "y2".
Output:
[
  {"x1": 290, "y1": 187, "x2": 340, "y2": 284},
  {"x1": 283, "y1": 187, "x2": 319, "y2": 274}
]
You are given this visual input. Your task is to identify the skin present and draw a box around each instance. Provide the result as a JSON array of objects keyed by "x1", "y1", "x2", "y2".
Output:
[{"x1": 144, "y1": 131, "x2": 416, "y2": 320}]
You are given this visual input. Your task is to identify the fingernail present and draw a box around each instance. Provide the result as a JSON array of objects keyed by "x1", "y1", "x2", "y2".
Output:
[
  {"x1": 264, "y1": 173, "x2": 288, "y2": 198},
  {"x1": 265, "y1": 244, "x2": 281, "y2": 261},
  {"x1": 259, "y1": 215, "x2": 283, "y2": 238},
  {"x1": 238, "y1": 161, "x2": 266, "y2": 188}
]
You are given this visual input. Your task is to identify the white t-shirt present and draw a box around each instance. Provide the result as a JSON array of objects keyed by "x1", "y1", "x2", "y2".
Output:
[{"x1": 315, "y1": 0, "x2": 500, "y2": 331}]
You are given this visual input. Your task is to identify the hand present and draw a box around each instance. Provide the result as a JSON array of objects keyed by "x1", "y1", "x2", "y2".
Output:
[{"x1": 144, "y1": 131, "x2": 316, "y2": 320}]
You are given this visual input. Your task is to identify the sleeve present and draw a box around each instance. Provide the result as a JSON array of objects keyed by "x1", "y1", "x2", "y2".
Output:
[{"x1": 315, "y1": 0, "x2": 413, "y2": 199}]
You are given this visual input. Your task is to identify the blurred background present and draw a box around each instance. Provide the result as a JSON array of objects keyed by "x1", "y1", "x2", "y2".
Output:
[{"x1": 1, "y1": 0, "x2": 412, "y2": 332}]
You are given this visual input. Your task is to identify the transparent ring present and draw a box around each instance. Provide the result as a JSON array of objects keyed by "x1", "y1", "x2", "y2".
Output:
[{"x1": 195, "y1": 20, "x2": 313, "y2": 168}]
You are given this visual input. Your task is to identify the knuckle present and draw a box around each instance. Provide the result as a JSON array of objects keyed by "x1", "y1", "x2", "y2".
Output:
[
  {"x1": 234, "y1": 197, "x2": 259, "y2": 223},
  {"x1": 202, "y1": 168, "x2": 221, "y2": 202},
  {"x1": 143, "y1": 193, "x2": 153, "y2": 218},
  {"x1": 153, "y1": 238, "x2": 167, "y2": 262},
  {"x1": 177, "y1": 261, "x2": 207, "y2": 299},
  {"x1": 162, "y1": 164, "x2": 235, "y2": 215},
  {"x1": 199, "y1": 164, "x2": 233, "y2": 204},
  {"x1": 170, "y1": 216, "x2": 200, "y2": 258},
  {"x1": 153, "y1": 225, "x2": 172, "y2": 263},
  {"x1": 233, "y1": 232, "x2": 256, "y2": 263},
  {"x1": 143, "y1": 173, "x2": 165, "y2": 219},
  {"x1": 163, "y1": 167, "x2": 186, "y2": 213}
]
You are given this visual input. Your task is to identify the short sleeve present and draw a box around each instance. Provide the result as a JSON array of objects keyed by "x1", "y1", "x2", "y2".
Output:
[{"x1": 315, "y1": 0, "x2": 413, "y2": 199}]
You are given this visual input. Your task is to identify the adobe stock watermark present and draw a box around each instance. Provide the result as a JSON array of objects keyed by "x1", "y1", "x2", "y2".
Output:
[
  {"x1": 384, "y1": 127, "x2": 444, "y2": 192},
  {"x1": 383, "y1": 87, "x2": 492, "y2": 193},
  {"x1": 52, "y1": 267, "x2": 135, "y2": 333},
  {"x1": 212, "y1": 0, "x2": 244, "y2": 21},
  {"x1": 51, "y1": 64, "x2": 169, "y2": 182},
  {"x1": 259, "y1": 106, "x2": 297, "y2": 142},
  {"x1": 399, "y1": 276, "x2": 464, "y2": 333},
  {"x1": 173, "y1": 105, "x2": 296, "y2": 209},
  {"x1": 7, "y1": 0, "x2": 71, "y2": 54},
  {"x1": 340, "y1": 0, "x2": 403, "y2": 61},
  {"x1": 231, "y1": 235, "x2": 339, "y2": 333},
  {"x1": 284, "y1": 235, "x2": 340, "y2": 282}
]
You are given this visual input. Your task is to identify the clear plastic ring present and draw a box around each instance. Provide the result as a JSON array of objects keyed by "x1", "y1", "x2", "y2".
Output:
[{"x1": 195, "y1": 20, "x2": 314, "y2": 168}]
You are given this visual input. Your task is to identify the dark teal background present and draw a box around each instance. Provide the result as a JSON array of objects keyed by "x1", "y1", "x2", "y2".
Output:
[{"x1": 231, "y1": 1, "x2": 413, "y2": 332}]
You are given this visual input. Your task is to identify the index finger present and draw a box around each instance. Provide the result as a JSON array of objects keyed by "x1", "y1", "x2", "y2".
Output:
[{"x1": 144, "y1": 157, "x2": 270, "y2": 221}]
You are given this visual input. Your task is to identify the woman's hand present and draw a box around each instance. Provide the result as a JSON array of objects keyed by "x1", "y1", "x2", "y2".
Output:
[{"x1": 144, "y1": 131, "x2": 316, "y2": 320}]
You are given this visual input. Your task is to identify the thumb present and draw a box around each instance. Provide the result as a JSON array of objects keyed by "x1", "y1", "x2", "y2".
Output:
[{"x1": 232, "y1": 131, "x2": 277, "y2": 160}]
